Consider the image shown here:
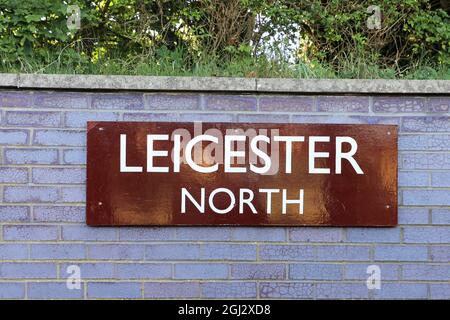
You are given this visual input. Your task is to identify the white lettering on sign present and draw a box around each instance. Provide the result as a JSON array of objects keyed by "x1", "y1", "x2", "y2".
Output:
[
  {"x1": 120, "y1": 134, "x2": 143, "y2": 172},
  {"x1": 119, "y1": 134, "x2": 364, "y2": 175},
  {"x1": 309, "y1": 136, "x2": 331, "y2": 174},
  {"x1": 336, "y1": 136, "x2": 364, "y2": 174},
  {"x1": 273, "y1": 135, "x2": 305, "y2": 174},
  {"x1": 119, "y1": 127, "x2": 365, "y2": 216},
  {"x1": 185, "y1": 135, "x2": 219, "y2": 173},
  {"x1": 147, "y1": 134, "x2": 169, "y2": 173},
  {"x1": 181, "y1": 187, "x2": 304, "y2": 215}
]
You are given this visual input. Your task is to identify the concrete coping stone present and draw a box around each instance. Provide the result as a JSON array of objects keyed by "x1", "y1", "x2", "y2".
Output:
[{"x1": 0, "y1": 73, "x2": 448, "y2": 94}]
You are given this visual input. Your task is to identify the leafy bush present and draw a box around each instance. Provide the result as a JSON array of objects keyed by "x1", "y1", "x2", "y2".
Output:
[
  {"x1": 0, "y1": 0, "x2": 448, "y2": 78},
  {"x1": 293, "y1": 0, "x2": 450, "y2": 74}
]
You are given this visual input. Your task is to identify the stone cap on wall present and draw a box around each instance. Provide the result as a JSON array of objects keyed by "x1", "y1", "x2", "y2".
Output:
[{"x1": 0, "y1": 73, "x2": 449, "y2": 94}]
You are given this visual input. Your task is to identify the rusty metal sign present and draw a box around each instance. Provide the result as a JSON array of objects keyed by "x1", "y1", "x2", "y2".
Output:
[{"x1": 86, "y1": 121, "x2": 397, "y2": 226}]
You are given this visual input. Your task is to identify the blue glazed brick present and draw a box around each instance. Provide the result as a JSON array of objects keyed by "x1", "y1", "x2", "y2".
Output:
[
  {"x1": 65, "y1": 111, "x2": 120, "y2": 128},
  {"x1": 92, "y1": 93, "x2": 144, "y2": 110},
  {"x1": 144, "y1": 93, "x2": 199, "y2": 110},
  {"x1": 0, "y1": 129, "x2": 29, "y2": 145},
  {"x1": 201, "y1": 244, "x2": 256, "y2": 261},
  {"x1": 0, "y1": 206, "x2": 30, "y2": 222},
  {"x1": 292, "y1": 115, "x2": 400, "y2": 125},
  {"x1": 0, "y1": 167, "x2": 28, "y2": 183},
  {"x1": 0, "y1": 244, "x2": 28, "y2": 259},
  {"x1": 33, "y1": 130, "x2": 85, "y2": 146},
  {"x1": 176, "y1": 227, "x2": 231, "y2": 241},
  {"x1": 402, "y1": 153, "x2": 450, "y2": 169},
  {"x1": 316, "y1": 283, "x2": 368, "y2": 299},
  {"x1": 5, "y1": 111, "x2": 61, "y2": 127},
  {"x1": 62, "y1": 225, "x2": 116, "y2": 241},
  {"x1": 344, "y1": 264, "x2": 399, "y2": 280},
  {"x1": 259, "y1": 245, "x2": 316, "y2": 261},
  {"x1": 4, "y1": 186, "x2": 58, "y2": 203},
  {"x1": 205, "y1": 95, "x2": 256, "y2": 111},
  {"x1": 290, "y1": 228, "x2": 343, "y2": 242},
  {"x1": 232, "y1": 227, "x2": 286, "y2": 242},
  {"x1": 34, "y1": 92, "x2": 89, "y2": 109},
  {"x1": 398, "y1": 207, "x2": 429, "y2": 225},
  {"x1": 403, "y1": 190, "x2": 450, "y2": 205},
  {"x1": 174, "y1": 263, "x2": 228, "y2": 279},
  {"x1": 230, "y1": 263, "x2": 285, "y2": 280},
  {"x1": 430, "y1": 284, "x2": 450, "y2": 299},
  {"x1": 431, "y1": 172, "x2": 450, "y2": 187},
  {"x1": 237, "y1": 113, "x2": 290, "y2": 123},
  {"x1": 61, "y1": 263, "x2": 114, "y2": 279},
  {"x1": 3, "y1": 225, "x2": 58, "y2": 241},
  {"x1": 373, "y1": 97, "x2": 426, "y2": 113},
  {"x1": 0, "y1": 263, "x2": 56, "y2": 278},
  {"x1": 34, "y1": 206, "x2": 85, "y2": 222},
  {"x1": 144, "y1": 282, "x2": 200, "y2": 298},
  {"x1": 399, "y1": 134, "x2": 450, "y2": 151},
  {"x1": 346, "y1": 228, "x2": 400, "y2": 243},
  {"x1": 373, "y1": 283, "x2": 428, "y2": 299},
  {"x1": 60, "y1": 186, "x2": 85, "y2": 202},
  {"x1": 28, "y1": 282, "x2": 83, "y2": 299},
  {"x1": 178, "y1": 113, "x2": 234, "y2": 122},
  {"x1": 30, "y1": 244, "x2": 85, "y2": 260},
  {"x1": 317, "y1": 96, "x2": 369, "y2": 112},
  {"x1": 88, "y1": 244, "x2": 145, "y2": 260},
  {"x1": 352, "y1": 116, "x2": 400, "y2": 125},
  {"x1": 4, "y1": 91, "x2": 450, "y2": 300},
  {"x1": 259, "y1": 95, "x2": 314, "y2": 112},
  {"x1": 119, "y1": 227, "x2": 175, "y2": 241},
  {"x1": 402, "y1": 264, "x2": 450, "y2": 280},
  {"x1": 4, "y1": 148, "x2": 58, "y2": 164},
  {"x1": 430, "y1": 246, "x2": 450, "y2": 262},
  {"x1": 316, "y1": 245, "x2": 370, "y2": 261},
  {"x1": 145, "y1": 244, "x2": 200, "y2": 260},
  {"x1": 292, "y1": 114, "x2": 354, "y2": 124},
  {"x1": 63, "y1": 148, "x2": 85, "y2": 164},
  {"x1": 123, "y1": 113, "x2": 179, "y2": 122},
  {"x1": 432, "y1": 208, "x2": 450, "y2": 224},
  {"x1": 201, "y1": 282, "x2": 257, "y2": 298},
  {"x1": 398, "y1": 171, "x2": 429, "y2": 187},
  {"x1": 404, "y1": 226, "x2": 450, "y2": 243},
  {"x1": 115, "y1": 263, "x2": 171, "y2": 279},
  {"x1": 87, "y1": 282, "x2": 141, "y2": 299},
  {"x1": 292, "y1": 115, "x2": 361, "y2": 124},
  {"x1": 402, "y1": 116, "x2": 450, "y2": 132},
  {"x1": 427, "y1": 97, "x2": 450, "y2": 112},
  {"x1": 0, "y1": 91, "x2": 32, "y2": 108},
  {"x1": 32, "y1": 168, "x2": 85, "y2": 184},
  {"x1": 374, "y1": 245, "x2": 428, "y2": 261},
  {"x1": 0, "y1": 283, "x2": 25, "y2": 299},
  {"x1": 259, "y1": 282, "x2": 314, "y2": 298},
  {"x1": 289, "y1": 263, "x2": 342, "y2": 280}
]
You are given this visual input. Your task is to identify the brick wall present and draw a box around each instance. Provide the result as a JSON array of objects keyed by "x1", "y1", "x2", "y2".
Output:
[{"x1": 0, "y1": 87, "x2": 449, "y2": 299}]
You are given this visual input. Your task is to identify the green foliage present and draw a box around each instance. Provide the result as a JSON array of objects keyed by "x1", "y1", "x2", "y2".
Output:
[
  {"x1": 0, "y1": 0, "x2": 448, "y2": 79},
  {"x1": 0, "y1": 0, "x2": 96, "y2": 69},
  {"x1": 292, "y1": 0, "x2": 450, "y2": 73},
  {"x1": 406, "y1": 8, "x2": 450, "y2": 65}
]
